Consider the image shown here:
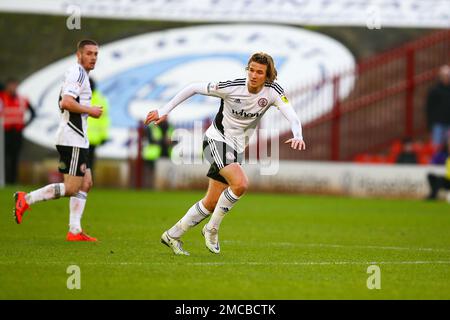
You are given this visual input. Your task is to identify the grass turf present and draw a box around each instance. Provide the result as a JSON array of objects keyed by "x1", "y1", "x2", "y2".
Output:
[{"x1": 1, "y1": 186, "x2": 449, "y2": 299}]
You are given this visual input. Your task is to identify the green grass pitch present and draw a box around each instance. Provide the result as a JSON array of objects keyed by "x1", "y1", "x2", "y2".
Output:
[{"x1": 1, "y1": 186, "x2": 449, "y2": 299}]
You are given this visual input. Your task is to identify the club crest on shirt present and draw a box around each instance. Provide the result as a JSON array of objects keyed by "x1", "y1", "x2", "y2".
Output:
[
  {"x1": 58, "y1": 161, "x2": 67, "y2": 170},
  {"x1": 258, "y1": 98, "x2": 268, "y2": 108}
]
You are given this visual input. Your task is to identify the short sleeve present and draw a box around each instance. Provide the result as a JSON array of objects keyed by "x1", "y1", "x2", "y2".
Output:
[
  {"x1": 206, "y1": 79, "x2": 243, "y2": 99},
  {"x1": 206, "y1": 82, "x2": 226, "y2": 99},
  {"x1": 270, "y1": 82, "x2": 290, "y2": 108},
  {"x1": 62, "y1": 67, "x2": 84, "y2": 99}
]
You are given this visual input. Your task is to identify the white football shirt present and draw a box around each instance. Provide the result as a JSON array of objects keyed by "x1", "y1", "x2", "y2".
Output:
[
  {"x1": 55, "y1": 63, "x2": 91, "y2": 148},
  {"x1": 205, "y1": 78, "x2": 291, "y2": 153}
]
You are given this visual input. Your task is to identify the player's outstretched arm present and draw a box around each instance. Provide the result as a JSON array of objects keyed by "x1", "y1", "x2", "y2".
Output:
[
  {"x1": 145, "y1": 82, "x2": 209, "y2": 125},
  {"x1": 279, "y1": 101, "x2": 306, "y2": 151},
  {"x1": 60, "y1": 95, "x2": 103, "y2": 118}
]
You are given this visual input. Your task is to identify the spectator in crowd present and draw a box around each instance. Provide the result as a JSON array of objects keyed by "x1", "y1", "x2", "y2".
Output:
[
  {"x1": 143, "y1": 120, "x2": 174, "y2": 188},
  {"x1": 395, "y1": 138, "x2": 418, "y2": 164},
  {"x1": 0, "y1": 77, "x2": 36, "y2": 184},
  {"x1": 425, "y1": 65, "x2": 450, "y2": 147},
  {"x1": 430, "y1": 136, "x2": 449, "y2": 165},
  {"x1": 87, "y1": 78, "x2": 110, "y2": 173},
  {"x1": 426, "y1": 138, "x2": 450, "y2": 200}
]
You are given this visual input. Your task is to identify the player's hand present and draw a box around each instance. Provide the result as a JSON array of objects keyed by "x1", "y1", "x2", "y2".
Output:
[
  {"x1": 145, "y1": 110, "x2": 167, "y2": 125},
  {"x1": 285, "y1": 138, "x2": 306, "y2": 150},
  {"x1": 89, "y1": 106, "x2": 103, "y2": 119}
]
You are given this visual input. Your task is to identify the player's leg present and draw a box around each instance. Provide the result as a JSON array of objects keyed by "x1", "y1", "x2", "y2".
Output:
[
  {"x1": 67, "y1": 169, "x2": 97, "y2": 241},
  {"x1": 161, "y1": 178, "x2": 227, "y2": 256},
  {"x1": 13, "y1": 180, "x2": 72, "y2": 224},
  {"x1": 444, "y1": 178, "x2": 450, "y2": 202},
  {"x1": 207, "y1": 163, "x2": 248, "y2": 228},
  {"x1": 166, "y1": 178, "x2": 227, "y2": 238},
  {"x1": 13, "y1": 145, "x2": 83, "y2": 224},
  {"x1": 202, "y1": 163, "x2": 248, "y2": 253},
  {"x1": 70, "y1": 168, "x2": 93, "y2": 234},
  {"x1": 200, "y1": 139, "x2": 247, "y2": 253},
  {"x1": 13, "y1": 176, "x2": 81, "y2": 224},
  {"x1": 426, "y1": 173, "x2": 443, "y2": 200},
  {"x1": 444, "y1": 178, "x2": 450, "y2": 190},
  {"x1": 202, "y1": 178, "x2": 229, "y2": 211},
  {"x1": 13, "y1": 145, "x2": 93, "y2": 241},
  {"x1": 66, "y1": 147, "x2": 97, "y2": 241},
  {"x1": 161, "y1": 139, "x2": 227, "y2": 255}
]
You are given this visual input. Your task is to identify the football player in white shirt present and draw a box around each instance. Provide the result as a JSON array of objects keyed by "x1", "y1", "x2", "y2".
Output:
[
  {"x1": 13, "y1": 40, "x2": 103, "y2": 241},
  {"x1": 146, "y1": 52, "x2": 306, "y2": 255}
]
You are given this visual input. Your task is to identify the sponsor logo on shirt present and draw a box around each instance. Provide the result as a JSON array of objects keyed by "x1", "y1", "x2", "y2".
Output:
[{"x1": 231, "y1": 109, "x2": 261, "y2": 118}]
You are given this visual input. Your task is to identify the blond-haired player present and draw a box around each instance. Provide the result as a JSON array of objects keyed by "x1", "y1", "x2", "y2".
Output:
[{"x1": 146, "y1": 52, "x2": 305, "y2": 255}]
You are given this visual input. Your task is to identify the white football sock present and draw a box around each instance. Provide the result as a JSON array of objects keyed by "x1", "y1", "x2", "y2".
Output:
[
  {"x1": 206, "y1": 187, "x2": 240, "y2": 231},
  {"x1": 69, "y1": 191, "x2": 87, "y2": 234},
  {"x1": 25, "y1": 183, "x2": 65, "y2": 205},
  {"x1": 168, "y1": 200, "x2": 212, "y2": 238}
]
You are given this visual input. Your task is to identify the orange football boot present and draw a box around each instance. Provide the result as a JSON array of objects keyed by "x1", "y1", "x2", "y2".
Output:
[
  {"x1": 66, "y1": 231, "x2": 98, "y2": 242},
  {"x1": 14, "y1": 192, "x2": 30, "y2": 224}
]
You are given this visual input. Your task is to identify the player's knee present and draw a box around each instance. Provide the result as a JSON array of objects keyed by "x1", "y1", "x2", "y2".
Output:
[
  {"x1": 232, "y1": 179, "x2": 249, "y2": 197},
  {"x1": 82, "y1": 180, "x2": 93, "y2": 193}
]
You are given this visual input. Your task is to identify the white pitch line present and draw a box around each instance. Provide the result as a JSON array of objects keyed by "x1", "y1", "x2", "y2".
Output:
[
  {"x1": 179, "y1": 261, "x2": 450, "y2": 266},
  {"x1": 0, "y1": 260, "x2": 450, "y2": 266},
  {"x1": 222, "y1": 241, "x2": 450, "y2": 253}
]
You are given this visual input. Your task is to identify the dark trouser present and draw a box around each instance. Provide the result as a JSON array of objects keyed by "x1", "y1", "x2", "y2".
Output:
[
  {"x1": 5, "y1": 128, "x2": 23, "y2": 185},
  {"x1": 88, "y1": 145, "x2": 97, "y2": 173},
  {"x1": 144, "y1": 160, "x2": 156, "y2": 189},
  {"x1": 427, "y1": 173, "x2": 450, "y2": 199}
]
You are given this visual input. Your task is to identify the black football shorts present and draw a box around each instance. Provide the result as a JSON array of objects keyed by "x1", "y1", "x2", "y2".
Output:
[
  {"x1": 56, "y1": 145, "x2": 90, "y2": 177},
  {"x1": 202, "y1": 138, "x2": 243, "y2": 184}
]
